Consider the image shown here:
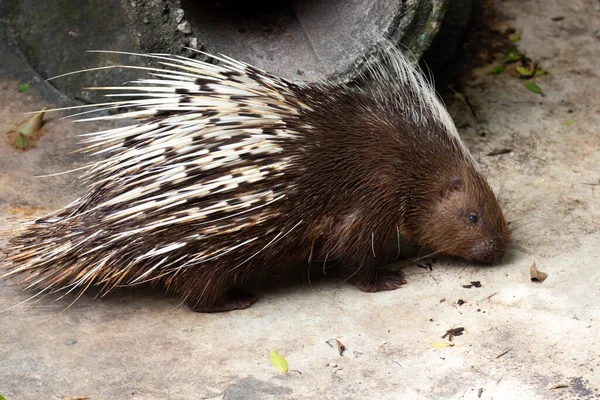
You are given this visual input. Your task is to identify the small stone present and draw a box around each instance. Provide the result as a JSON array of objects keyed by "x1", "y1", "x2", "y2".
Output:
[
  {"x1": 174, "y1": 8, "x2": 185, "y2": 24},
  {"x1": 177, "y1": 21, "x2": 192, "y2": 35},
  {"x1": 64, "y1": 339, "x2": 77, "y2": 346},
  {"x1": 189, "y1": 37, "x2": 199, "y2": 49}
]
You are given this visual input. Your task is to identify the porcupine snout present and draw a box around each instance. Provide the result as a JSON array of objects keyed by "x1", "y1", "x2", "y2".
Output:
[{"x1": 470, "y1": 236, "x2": 509, "y2": 263}]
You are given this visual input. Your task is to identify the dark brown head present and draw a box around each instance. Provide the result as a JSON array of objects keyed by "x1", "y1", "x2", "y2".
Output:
[{"x1": 405, "y1": 163, "x2": 510, "y2": 264}]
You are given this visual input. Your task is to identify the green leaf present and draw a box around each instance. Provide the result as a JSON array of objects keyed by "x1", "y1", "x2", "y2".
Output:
[
  {"x1": 269, "y1": 349, "x2": 289, "y2": 374},
  {"x1": 18, "y1": 82, "x2": 30, "y2": 92},
  {"x1": 562, "y1": 119, "x2": 576, "y2": 126},
  {"x1": 508, "y1": 33, "x2": 521, "y2": 43},
  {"x1": 516, "y1": 66, "x2": 533, "y2": 77},
  {"x1": 503, "y1": 47, "x2": 521, "y2": 63},
  {"x1": 524, "y1": 81, "x2": 543, "y2": 94},
  {"x1": 534, "y1": 69, "x2": 547, "y2": 77},
  {"x1": 14, "y1": 133, "x2": 29, "y2": 149},
  {"x1": 490, "y1": 65, "x2": 505, "y2": 74},
  {"x1": 0, "y1": 394, "x2": 6, "y2": 400}
]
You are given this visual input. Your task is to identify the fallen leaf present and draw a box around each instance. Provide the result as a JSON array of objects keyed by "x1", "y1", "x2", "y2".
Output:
[
  {"x1": 534, "y1": 69, "x2": 547, "y2": 77},
  {"x1": 430, "y1": 341, "x2": 454, "y2": 348},
  {"x1": 530, "y1": 262, "x2": 548, "y2": 282},
  {"x1": 524, "y1": 81, "x2": 543, "y2": 94},
  {"x1": 516, "y1": 66, "x2": 533, "y2": 77},
  {"x1": 16, "y1": 110, "x2": 45, "y2": 136},
  {"x1": 549, "y1": 383, "x2": 570, "y2": 390},
  {"x1": 503, "y1": 47, "x2": 521, "y2": 63},
  {"x1": 487, "y1": 148, "x2": 512, "y2": 156},
  {"x1": 202, "y1": 395, "x2": 225, "y2": 400},
  {"x1": 562, "y1": 119, "x2": 576, "y2": 126},
  {"x1": 18, "y1": 82, "x2": 30, "y2": 92},
  {"x1": 7, "y1": 109, "x2": 47, "y2": 150},
  {"x1": 508, "y1": 33, "x2": 521, "y2": 42},
  {"x1": 269, "y1": 349, "x2": 289, "y2": 374},
  {"x1": 53, "y1": 397, "x2": 90, "y2": 400},
  {"x1": 14, "y1": 134, "x2": 28, "y2": 149},
  {"x1": 326, "y1": 339, "x2": 346, "y2": 356},
  {"x1": 0, "y1": 395, "x2": 6, "y2": 400},
  {"x1": 490, "y1": 65, "x2": 505, "y2": 74}
]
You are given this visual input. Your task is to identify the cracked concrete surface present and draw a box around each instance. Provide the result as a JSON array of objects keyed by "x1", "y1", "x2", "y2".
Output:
[{"x1": 1, "y1": 0, "x2": 599, "y2": 399}]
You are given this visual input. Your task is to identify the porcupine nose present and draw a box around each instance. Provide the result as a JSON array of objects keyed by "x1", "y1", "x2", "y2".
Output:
[{"x1": 470, "y1": 237, "x2": 508, "y2": 264}]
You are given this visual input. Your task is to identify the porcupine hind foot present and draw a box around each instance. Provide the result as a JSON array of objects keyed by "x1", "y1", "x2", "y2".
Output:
[
  {"x1": 171, "y1": 268, "x2": 257, "y2": 313},
  {"x1": 353, "y1": 269, "x2": 406, "y2": 293},
  {"x1": 188, "y1": 289, "x2": 257, "y2": 313}
]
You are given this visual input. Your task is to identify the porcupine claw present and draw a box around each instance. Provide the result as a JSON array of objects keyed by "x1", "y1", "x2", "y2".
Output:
[
  {"x1": 354, "y1": 269, "x2": 406, "y2": 293},
  {"x1": 189, "y1": 289, "x2": 258, "y2": 313}
]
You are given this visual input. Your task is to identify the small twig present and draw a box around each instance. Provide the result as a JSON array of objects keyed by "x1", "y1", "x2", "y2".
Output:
[
  {"x1": 486, "y1": 291, "x2": 499, "y2": 300},
  {"x1": 489, "y1": 348, "x2": 511, "y2": 360}
]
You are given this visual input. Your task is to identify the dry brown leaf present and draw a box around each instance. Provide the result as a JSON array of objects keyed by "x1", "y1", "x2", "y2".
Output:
[
  {"x1": 549, "y1": 383, "x2": 570, "y2": 390},
  {"x1": 54, "y1": 397, "x2": 90, "y2": 400},
  {"x1": 530, "y1": 262, "x2": 548, "y2": 282},
  {"x1": 326, "y1": 338, "x2": 346, "y2": 356},
  {"x1": 7, "y1": 109, "x2": 47, "y2": 150}
]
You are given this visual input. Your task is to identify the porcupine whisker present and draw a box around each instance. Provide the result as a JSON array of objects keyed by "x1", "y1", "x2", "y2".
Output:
[
  {"x1": 307, "y1": 243, "x2": 314, "y2": 289},
  {"x1": 396, "y1": 225, "x2": 402, "y2": 260},
  {"x1": 507, "y1": 221, "x2": 541, "y2": 235},
  {"x1": 371, "y1": 231, "x2": 376, "y2": 258},
  {"x1": 170, "y1": 295, "x2": 188, "y2": 311},
  {"x1": 510, "y1": 243, "x2": 543, "y2": 261},
  {"x1": 411, "y1": 246, "x2": 454, "y2": 263},
  {"x1": 322, "y1": 252, "x2": 329, "y2": 276}
]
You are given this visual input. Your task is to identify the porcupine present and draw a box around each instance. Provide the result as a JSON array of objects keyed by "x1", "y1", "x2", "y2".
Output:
[{"x1": 1, "y1": 44, "x2": 510, "y2": 312}]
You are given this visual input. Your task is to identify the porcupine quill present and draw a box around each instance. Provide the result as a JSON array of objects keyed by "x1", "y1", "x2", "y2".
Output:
[{"x1": 1, "y1": 43, "x2": 509, "y2": 312}]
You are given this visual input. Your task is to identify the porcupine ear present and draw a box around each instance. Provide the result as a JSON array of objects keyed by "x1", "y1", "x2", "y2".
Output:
[{"x1": 440, "y1": 178, "x2": 464, "y2": 198}]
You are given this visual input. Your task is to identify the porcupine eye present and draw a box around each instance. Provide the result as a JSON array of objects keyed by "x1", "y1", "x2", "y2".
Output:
[{"x1": 468, "y1": 214, "x2": 479, "y2": 223}]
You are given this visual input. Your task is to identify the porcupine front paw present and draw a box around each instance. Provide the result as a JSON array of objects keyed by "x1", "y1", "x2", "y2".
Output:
[
  {"x1": 354, "y1": 269, "x2": 406, "y2": 293},
  {"x1": 190, "y1": 289, "x2": 258, "y2": 313}
]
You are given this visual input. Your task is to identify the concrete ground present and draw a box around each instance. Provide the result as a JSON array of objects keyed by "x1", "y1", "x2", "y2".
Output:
[{"x1": 0, "y1": 0, "x2": 599, "y2": 399}]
